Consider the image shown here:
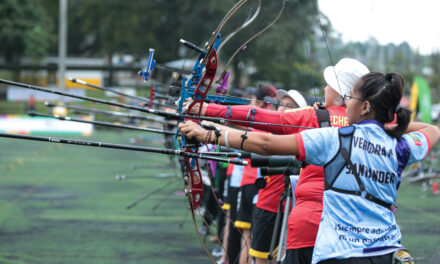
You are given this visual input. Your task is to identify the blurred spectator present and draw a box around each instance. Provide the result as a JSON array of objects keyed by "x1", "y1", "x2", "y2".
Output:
[
  {"x1": 27, "y1": 94, "x2": 36, "y2": 112},
  {"x1": 254, "y1": 83, "x2": 277, "y2": 110}
]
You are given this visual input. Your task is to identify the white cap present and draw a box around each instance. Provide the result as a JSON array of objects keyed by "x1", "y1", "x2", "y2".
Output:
[
  {"x1": 276, "y1": 89, "x2": 308, "y2": 108},
  {"x1": 323, "y1": 58, "x2": 369, "y2": 97}
]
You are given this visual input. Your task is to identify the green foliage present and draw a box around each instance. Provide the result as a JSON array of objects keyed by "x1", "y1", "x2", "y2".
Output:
[
  {"x1": 430, "y1": 52, "x2": 440, "y2": 99},
  {"x1": 0, "y1": 0, "x2": 53, "y2": 62},
  {"x1": 319, "y1": 38, "x2": 439, "y2": 98},
  {"x1": 244, "y1": 0, "x2": 324, "y2": 91},
  {"x1": 4, "y1": 0, "x2": 437, "y2": 98},
  {"x1": 35, "y1": 0, "x2": 322, "y2": 90},
  {"x1": 61, "y1": 0, "x2": 237, "y2": 61}
]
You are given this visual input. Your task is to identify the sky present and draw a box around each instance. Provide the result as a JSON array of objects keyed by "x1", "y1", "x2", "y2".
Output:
[{"x1": 318, "y1": 0, "x2": 440, "y2": 55}]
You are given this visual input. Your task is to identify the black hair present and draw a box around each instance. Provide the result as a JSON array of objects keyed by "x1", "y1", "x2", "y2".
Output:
[
  {"x1": 354, "y1": 72, "x2": 411, "y2": 138},
  {"x1": 256, "y1": 83, "x2": 276, "y2": 101}
]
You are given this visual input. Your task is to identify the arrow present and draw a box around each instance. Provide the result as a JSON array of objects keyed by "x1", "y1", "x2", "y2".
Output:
[
  {"x1": 44, "y1": 102, "x2": 169, "y2": 124},
  {"x1": 28, "y1": 111, "x2": 175, "y2": 135},
  {"x1": 0, "y1": 132, "x2": 248, "y2": 165},
  {"x1": 68, "y1": 77, "x2": 177, "y2": 109}
]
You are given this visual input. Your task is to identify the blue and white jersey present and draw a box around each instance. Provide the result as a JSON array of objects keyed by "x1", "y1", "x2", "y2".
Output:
[{"x1": 297, "y1": 120, "x2": 430, "y2": 263}]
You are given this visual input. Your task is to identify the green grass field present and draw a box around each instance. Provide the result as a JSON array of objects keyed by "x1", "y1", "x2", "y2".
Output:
[
  {"x1": 0, "y1": 130, "x2": 439, "y2": 264},
  {"x1": 0, "y1": 130, "x2": 211, "y2": 264}
]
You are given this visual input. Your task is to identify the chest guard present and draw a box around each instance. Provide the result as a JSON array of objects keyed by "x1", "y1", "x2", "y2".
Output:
[{"x1": 324, "y1": 126, "x2": 396, "y2": 212}]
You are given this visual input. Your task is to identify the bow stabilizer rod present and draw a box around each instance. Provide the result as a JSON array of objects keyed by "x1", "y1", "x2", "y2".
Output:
[
  {"x1": 16, "y1": 80, "x2": 314, "y2": 129},
  {"x1": 28, "y1": 111, "x2": 175, "y2": 135},
  {"x1": 44, "y1": 102, "x2": 168, "y2": 124},
  {"x1": 0, "y1": 133, "x2": 247, "y2": 165},
  {"x1": 69, "y1": 77, "x2": 148, "y2": 102},
  {"x1": 116, "y1": 173, "x2": 176, "y2": 180},
  {"x1": 68, "y1": 77, "x2": 176, "y2": 109},
  {"x1": 0, "y1": 79, "x2": 181, "y2": 119}
]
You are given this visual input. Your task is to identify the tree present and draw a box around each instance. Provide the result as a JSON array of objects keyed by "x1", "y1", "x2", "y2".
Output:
[
  {"x1": 430, "y1": 52, "x2": 440, "y2": 100},
  {"x1": 38, "y1": 0, "x2": 321, "y2": 90},
  {"x1": 0, "y1": 0, "x2": 53, "y2": 63}
]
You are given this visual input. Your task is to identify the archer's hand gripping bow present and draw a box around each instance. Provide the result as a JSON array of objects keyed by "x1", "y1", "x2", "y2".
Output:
[{"x1": 139, "y1": 0, "x2": 252, "y2": 211}]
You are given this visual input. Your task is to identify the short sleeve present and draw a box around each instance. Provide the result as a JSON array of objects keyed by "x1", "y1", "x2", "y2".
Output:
[
  {"x1": 297, "y1": 127, "x2": 340, "y2": 166},
  {"x1": 401, "y1": 131, "x2": 431, "y2": 165}
]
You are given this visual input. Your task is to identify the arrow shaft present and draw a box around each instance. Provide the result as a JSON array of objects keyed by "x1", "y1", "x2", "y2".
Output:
[
  {"x1": 0, "y1": 132, "x2": 247, "y2": 165},
  {"x1": 0, "y1": 79, "x2": 180, "y2": 119},
  {"x1": 57, "y1": 104, "x2": 169, "y2": 124},
  {"x1": 2, "y1": 79, "x2": 312, "y2": 129},
  {"x1": 71, "y1": 78, "x2": 176, "y2": 109},
  {"x1": 29, "y1": 112, "x2": 175, "y2": 135}
]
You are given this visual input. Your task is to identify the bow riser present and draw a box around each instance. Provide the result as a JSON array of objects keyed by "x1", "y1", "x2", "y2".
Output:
[{"x1": 184, "y1": 48, "x2": 218, "y2": 209}]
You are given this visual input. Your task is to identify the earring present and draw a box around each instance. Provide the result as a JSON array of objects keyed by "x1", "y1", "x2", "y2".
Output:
[{"x1": 367, "y1": 106, "x2": 370, "y2": 113}]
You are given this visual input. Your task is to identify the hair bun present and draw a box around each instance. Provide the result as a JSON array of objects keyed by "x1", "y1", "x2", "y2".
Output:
[{"x1": 385, "y1": 73, "x2": 394, "y2": 82}]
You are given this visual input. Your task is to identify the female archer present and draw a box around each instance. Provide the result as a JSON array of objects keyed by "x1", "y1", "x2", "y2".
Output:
[
  {"x1": 179, "y1": 72, "x2": 440, "y2": 263},
  {"x1": 185, "y1": 57, "x2": 369, "y2": 263}
]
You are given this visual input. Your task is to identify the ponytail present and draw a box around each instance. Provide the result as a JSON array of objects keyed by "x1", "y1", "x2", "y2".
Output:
[
  {"x1": 356, "y1": 72, "x2": 409, "y2": 138},
  {"x1": 386, "y1": 107, "x2": 411, "y2": 138}
]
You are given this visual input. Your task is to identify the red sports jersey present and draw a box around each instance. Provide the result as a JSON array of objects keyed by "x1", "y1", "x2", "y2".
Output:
[
  {"x1": 240, "y1": 158, "x2": 258, "y2": 187},
  {"x1": 205, "y1": 103, "x2": 348, "y2": 248},
  {"x1": 255, "y1": 174, "x2": 285, "y2": 213}
]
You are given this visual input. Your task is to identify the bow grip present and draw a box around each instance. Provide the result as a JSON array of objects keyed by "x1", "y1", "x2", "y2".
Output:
[
  {"x1": 182, "y1": 121, "x2": 218, "y2": 148},
  {"x1": 201, "y1": 123, "x2": 218, "y2": 130},
  {"x1": 184, "y1": 136, "x2": 201, "y2": 148}
]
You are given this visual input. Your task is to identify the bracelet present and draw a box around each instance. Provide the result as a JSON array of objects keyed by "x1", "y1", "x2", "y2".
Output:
[
  {"x1": 214, "y1": 129, "x2": 222, "y2": 145},
  {"x1": 224, "y1": 130, "x2": 230, "y2": 148},
  {"x1": 204, "y1": 130, "x2": 213, "y2": 144},
  {"x1": 240, "y1": 130, "x2": 249, "y2": 150},
  {"x1": 217, "y1": 133, "x2": 221, "y2": 146}
]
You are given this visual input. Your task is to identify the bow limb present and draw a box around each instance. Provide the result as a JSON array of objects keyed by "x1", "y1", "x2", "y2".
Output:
[
  {"x1": 202, "y1": 0, "x2": 249, "y2": 66},
  {"x1": 217, "y1": 0, "x2": 287, "y2": 83},
  {"x1": 184, "y1": 48, "x2": 219, "y2": 209},
  {"x1": 217, "y1": 0, "x2": 262, "y2": 55}
]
